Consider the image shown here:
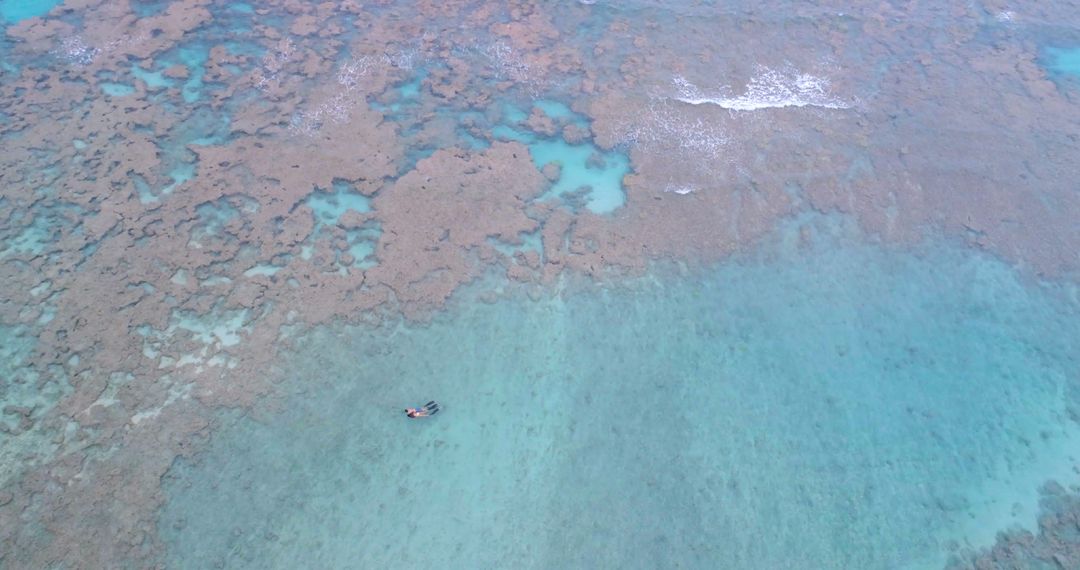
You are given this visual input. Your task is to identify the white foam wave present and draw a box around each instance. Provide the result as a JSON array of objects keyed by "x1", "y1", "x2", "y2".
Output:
[
  {"x1": 254, "y1": 38, "x2": 296, "y2": 92},
  {"x1": 335, "y1": 56, "x2": 378, "y2": 90},
  {"x1": 53, "y1": 36, "x2": 99, "y2": 66},
  {"x1": 289, "y1": 55, "x2": 386, "y2": 137},
  {"x1": 620, "y1": 99, "x2": 730, "y2": 160},
  {"x1": 673, "y1": 68, "x2": 850, "y2": 111},
  {"x1": 53, "y1": 31, "x2": 155, "y2": 67},
  {"x1": 664, "y1": 185, "x2": 696, "y2": 195},
  {"x1": 479, "y1": 41, "x2": 532, "y2": 83}
]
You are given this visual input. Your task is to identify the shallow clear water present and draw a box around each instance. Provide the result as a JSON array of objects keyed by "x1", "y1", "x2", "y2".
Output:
[
  {"x1": 1045, "y1": 46, "x2": 1080, "y2": 78},
  {"x1": 0, "y1": 0, "x2": 59, "y2": 24},
  {"x1": 529, "y1": 139, "x2": 630, "y2": 214},
  {"x1": 4, "y1": 1, "x2": 1080, "y2": 568},
  {"x1": 160, "y1": 218, "x2": 1080, "y2": 569},
  {"x1": 306, "y1": 183, "x2": 372, "y2": 223}
]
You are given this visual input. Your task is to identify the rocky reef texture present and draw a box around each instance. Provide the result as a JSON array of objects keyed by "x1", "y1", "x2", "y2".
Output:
[
  {"x1": 947, "y1": 482, "x2": 1080, "y2": 570},
  {"x1": 0, "y1": 0, "x2": 1079, "y2": 567},
  {"x1": 369, "y1": 142, "x2": 544, "y2": 316}
]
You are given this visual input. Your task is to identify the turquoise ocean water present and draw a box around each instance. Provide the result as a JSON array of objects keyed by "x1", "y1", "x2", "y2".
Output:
[
  {"x1": 160, "y1": 218, "x2": 1080, "y2": 569},
  {"x1": 3, "y1": 1, "x2": 1080, "y2": 568},
  {"x1": 0, "y1": 0, "x2": 60, "y2": 24}
]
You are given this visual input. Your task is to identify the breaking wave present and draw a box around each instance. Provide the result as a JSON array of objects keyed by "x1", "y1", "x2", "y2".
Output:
[{"x1": 673, "y1": 67, "x2": 851, "y2": 111}]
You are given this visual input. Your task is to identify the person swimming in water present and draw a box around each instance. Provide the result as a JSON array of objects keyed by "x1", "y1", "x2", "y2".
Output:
[{"x1": 405, "y1": 400, "x2": 439, "y2": 418}]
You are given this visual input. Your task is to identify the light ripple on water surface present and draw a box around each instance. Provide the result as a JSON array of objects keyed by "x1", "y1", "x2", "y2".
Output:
[{"x1": 160, "y1": 219, "x2": 1080, "y2": 570}]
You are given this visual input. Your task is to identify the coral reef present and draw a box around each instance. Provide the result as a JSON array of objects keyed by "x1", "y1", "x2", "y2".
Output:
[
  {"x1": 0, "y1": 0, "x2": 1078, "y2": 567},
  {"x1": 947, "y1": 482, "x2": 1080, "y2": 570}
]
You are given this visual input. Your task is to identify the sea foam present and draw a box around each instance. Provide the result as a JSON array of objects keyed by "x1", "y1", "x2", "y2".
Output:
[
  {"x1": 673, "y1": 67, "x2": 851, "y2": 111},
  {"x1": 663, "y1": 185, "x2": 696, "y2": 195},
  {"x1": 620, "y1": 99, "x2": 730, "y2": 160}
]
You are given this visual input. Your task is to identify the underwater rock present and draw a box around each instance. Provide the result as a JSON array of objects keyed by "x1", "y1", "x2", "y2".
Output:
[
  {"x1": 163, "y1": 64, "x2": 189, "y2": 80},
  {"x1": 368, "y1": 142, "x2": 543, "y2": 314},
  {"x1": 947, "y1": 483, "x2": 1080, "y2": 570},
  {"x1": 525, "y1": 108, "x2": 557, "y2": 136},
  {"x1": 541, "y1": 162, "x2": 561, "y2": 182},
  {"x1": 562, "y1": 123, "x2": 590, "y2": 144}
]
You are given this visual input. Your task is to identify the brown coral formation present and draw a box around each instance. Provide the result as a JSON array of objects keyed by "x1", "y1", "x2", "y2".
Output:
[
  {"x1": 947, "y1": 482, "x2": 1080, "y2": 570},
  {"x1": 0, "y1": 0, "x2": 1079, "y2": 568},
  {"x1": 368, "y1": 142, "x2": 544, "y2": 315}
]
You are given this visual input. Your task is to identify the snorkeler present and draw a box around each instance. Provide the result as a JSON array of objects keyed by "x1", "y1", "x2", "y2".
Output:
[{"x1": 405, "y1": 400, "x2": 439, "y2": 418}]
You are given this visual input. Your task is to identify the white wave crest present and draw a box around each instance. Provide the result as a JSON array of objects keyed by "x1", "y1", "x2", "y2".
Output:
[
  {"x1": 53, "y1": 36, "x2": 99, "y2": 66},
  {"x1": 620, "y1": 99, "x2": 730, "y2": 160},
  {"x1": 673, "y1": 67, "x2": 850, "y2": 111},
  {"x1": 664, "y1": 185, "x2": 696, "y2": 195}
]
